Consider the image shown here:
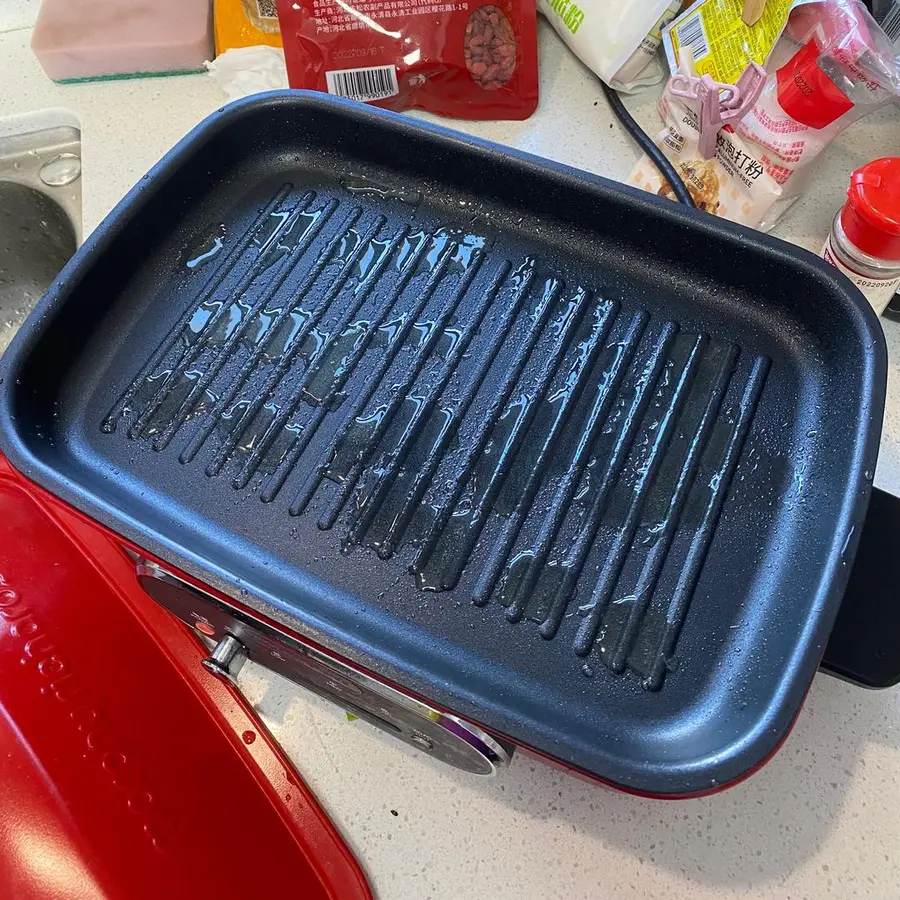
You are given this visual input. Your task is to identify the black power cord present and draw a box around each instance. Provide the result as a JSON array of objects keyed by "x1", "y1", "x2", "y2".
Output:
[{"x1": 600, "y1": 80, "x2": 696, "y2": 209}]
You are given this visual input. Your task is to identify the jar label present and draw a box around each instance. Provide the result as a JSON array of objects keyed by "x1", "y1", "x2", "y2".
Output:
[{"x1": 821, "y1": 238, "x2": 900, "y2": 314}]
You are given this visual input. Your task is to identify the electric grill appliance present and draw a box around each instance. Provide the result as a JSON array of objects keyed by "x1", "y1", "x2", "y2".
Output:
[{"x1": 1, "y1": 92, "x2": 893, "y2": 797}]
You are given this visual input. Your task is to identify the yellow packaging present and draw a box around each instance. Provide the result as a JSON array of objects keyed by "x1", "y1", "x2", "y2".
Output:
[
  {"x1": 215, "y1": 0, "x2": 283, "y2": 54},
  {"x1": 662, "y1": 0, "x2": 793, "y2": 84}
]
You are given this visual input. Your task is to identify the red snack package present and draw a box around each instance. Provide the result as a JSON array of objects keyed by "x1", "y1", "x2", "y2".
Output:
[{"x1": 276, "y1": 0, "x2": 539, "y2": 120}]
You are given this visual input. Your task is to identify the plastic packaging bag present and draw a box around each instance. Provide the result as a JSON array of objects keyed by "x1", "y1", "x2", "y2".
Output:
[
  {"x1": 662, "y1": 0, "x2": 795, "y2": 85},
  {"x1": 538, "y1": 0, "x2": 681, "y2": 90},
  {"x1": 628, "y1": 72, "x2": 782, "y2": 227},
  {"x1": 242, "y1": 0, "x2": 282, "y2": 33},
  {"x1": 214, "y1": 0, "x2": 283, "y2": 53},
  {"x1": 276, "y1": 0, "x2": 539, "y2": 120},
  {"x1": 737, "y1": 0, "x2": 900, "y2": 228}
]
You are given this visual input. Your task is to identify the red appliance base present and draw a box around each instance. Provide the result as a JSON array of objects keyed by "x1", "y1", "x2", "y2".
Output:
[{"x1": 0, "y1": 454, "x2": 371, "y2": 900}]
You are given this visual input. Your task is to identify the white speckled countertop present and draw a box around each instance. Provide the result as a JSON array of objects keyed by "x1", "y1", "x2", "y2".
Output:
[{"x1": 3, "y1": 6, "x2": 900, "y2": 898}]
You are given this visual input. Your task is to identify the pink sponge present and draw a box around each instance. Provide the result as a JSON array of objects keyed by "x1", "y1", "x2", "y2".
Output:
[{"x1": 32, "y1": 0, "x2": 214, "y2": 83}]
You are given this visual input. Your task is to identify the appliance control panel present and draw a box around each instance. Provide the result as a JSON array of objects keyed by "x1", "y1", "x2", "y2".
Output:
[{"x1": 135, "y1": 558, "x2": 512, "y2": 775}]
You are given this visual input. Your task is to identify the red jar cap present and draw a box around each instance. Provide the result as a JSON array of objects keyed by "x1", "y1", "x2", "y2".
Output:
[{"x1": 840, "y1": 157, "x2": 900, "y2": 261}]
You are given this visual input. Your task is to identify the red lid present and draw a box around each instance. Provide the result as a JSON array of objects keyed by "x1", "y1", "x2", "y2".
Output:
[
  {"x1": 0, "y1": 454, "x2": 372, "y2": 900},
  {"x1": 776, "y1": 40, "x2": 853, "y2": 130},
  {"x1": 840, "y1": 157, "x2": 900, "y2": 261}
]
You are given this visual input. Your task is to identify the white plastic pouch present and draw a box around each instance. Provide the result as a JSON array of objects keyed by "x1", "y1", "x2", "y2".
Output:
[{"x1": 538, "y1": 0, "x2": 681, "y2": 90}]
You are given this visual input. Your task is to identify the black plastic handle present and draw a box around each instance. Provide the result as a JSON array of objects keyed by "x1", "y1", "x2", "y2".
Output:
[{"x1": 820, "y1": 487, "x2": 900, "y2": 688}]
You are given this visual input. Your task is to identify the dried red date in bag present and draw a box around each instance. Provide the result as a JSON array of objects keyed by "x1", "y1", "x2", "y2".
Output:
[
  {"x1": 276, "y1": 0, "x2": 538, "y2": 120},
  {"x1": 465, "y1": 6, "x2": 517, "y2": 90}
]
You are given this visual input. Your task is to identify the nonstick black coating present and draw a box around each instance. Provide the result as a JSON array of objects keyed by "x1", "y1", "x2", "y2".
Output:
[{"x1": 0, "y1": 92, "x2": 885, "y2": 794}]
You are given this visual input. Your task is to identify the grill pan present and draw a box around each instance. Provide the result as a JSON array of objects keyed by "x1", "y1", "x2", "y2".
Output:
[{"x1": 0, "y1": 92, "x2": 885, "y2": 795}]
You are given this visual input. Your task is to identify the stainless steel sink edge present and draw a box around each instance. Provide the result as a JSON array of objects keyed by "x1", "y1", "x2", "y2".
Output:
[{"x1": 0, "y1": 108, "x2": 82, "y2": 354}]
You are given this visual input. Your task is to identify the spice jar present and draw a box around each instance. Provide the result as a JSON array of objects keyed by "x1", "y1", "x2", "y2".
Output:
[{"x1": 821, "y1": 157, "x2": 900, "y2": 315}]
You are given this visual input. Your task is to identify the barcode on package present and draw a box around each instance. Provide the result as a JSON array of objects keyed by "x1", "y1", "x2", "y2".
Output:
[
  {"x1": 325, "y1": 66, "x2": 399, "y2": 103},
  {"x1": 676, "y1": 14, "x2": 709, "y2": 61},
  {"x1": 255, "y1": 0, "x2": 277, "y2": 18}
]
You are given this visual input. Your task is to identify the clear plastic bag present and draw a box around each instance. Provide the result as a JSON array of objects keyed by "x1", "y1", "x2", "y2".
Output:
[{"x1": 737, "y1": 0, "x2": 900, "y2": 228}]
